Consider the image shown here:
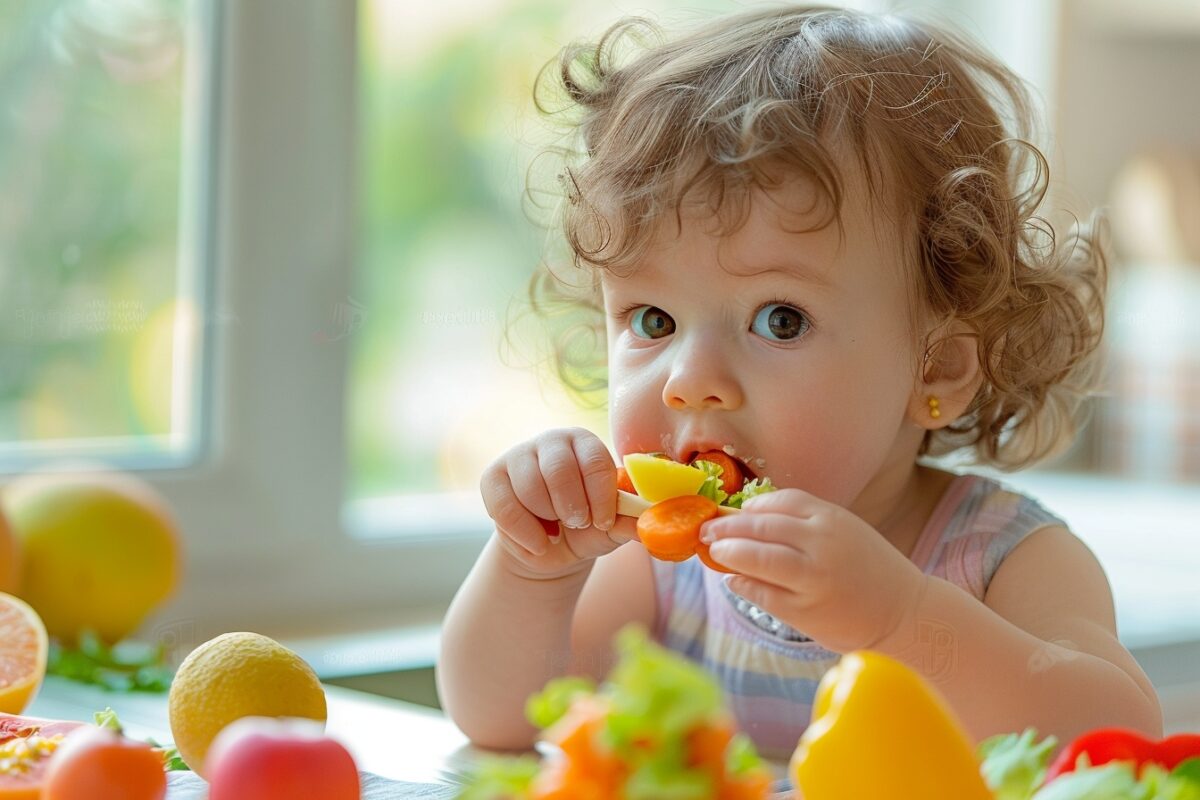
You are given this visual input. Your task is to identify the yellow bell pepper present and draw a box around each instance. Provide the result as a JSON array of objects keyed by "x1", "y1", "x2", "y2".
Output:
[{"x1": 790, "y1": 650, "x2": 992, "y2": 800}]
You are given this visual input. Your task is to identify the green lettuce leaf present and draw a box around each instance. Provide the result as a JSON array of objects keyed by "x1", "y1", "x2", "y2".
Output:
[
  {"x1": 455, "y1": 756, "x2": 539, "y2": 800},
  {"x1": 1172, "y1": 758, "x2": 1200, "y2": 787},
  {"x1": 524, "y1": 676, "x2": 595, "y2": 730},
  {"x1": 978, "y1": 728, "x2": 1058, "y2": 800},
  {"x1": 725, "y1": 477, "x2": 776, "y2": 508},
  {"x1": 1136, "y1": 759, "x2": 1200, "y2": 800},
  {"x1": 94, "y1": 706, "x2": 123, "y2": 732},
  {"x1": 462, "y1": 625, "x2": 768, "y2": 799},
  {"x1": 691, "y1": 460, "x2": 728, "y2": 506},
  {"x1": 49, "y1": 630, "x2": 173, "y2": 693},
  {"x1": 1031, "y1": 761, "x2": 1140, "y2": 800}
]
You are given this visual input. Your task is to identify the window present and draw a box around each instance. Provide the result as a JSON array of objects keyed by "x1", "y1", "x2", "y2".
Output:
[{"x1": 0, "y1": 0, "x2": 210, "y2": 471}]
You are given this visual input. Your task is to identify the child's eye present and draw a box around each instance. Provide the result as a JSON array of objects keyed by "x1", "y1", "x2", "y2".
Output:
[
  {"x1": 752, "y1": 302, "x2": 811, "y2": 342},
  {"x1": 629, "y1": 305, "x2": 675, "y2": 339}
]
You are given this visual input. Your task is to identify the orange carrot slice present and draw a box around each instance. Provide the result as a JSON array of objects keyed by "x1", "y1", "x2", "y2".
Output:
[
  {"x1": 615, "y1": 466, "x2": 636, "y2": 495},
  {"x1": 637, "y1": 495, "x2": 719, "y2": 562}
]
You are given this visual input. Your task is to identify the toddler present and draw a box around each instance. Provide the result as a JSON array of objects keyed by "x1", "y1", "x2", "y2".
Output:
[{"x1": 437, "y1": 4, "x2": 1163, "y2": 760}]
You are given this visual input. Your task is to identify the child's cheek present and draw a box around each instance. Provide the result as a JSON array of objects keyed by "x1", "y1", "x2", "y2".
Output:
[
  {"x1": 608, "y1": 369, "x2": 667, "y2": 457},
  {"x1": 759, "y1": 400, "x2": 880, "y2": 507}
]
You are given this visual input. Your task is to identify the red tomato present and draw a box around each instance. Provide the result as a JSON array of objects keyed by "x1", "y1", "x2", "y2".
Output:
[{"x1": 42, "y1": 725, "x2": 166, "y2": 800}]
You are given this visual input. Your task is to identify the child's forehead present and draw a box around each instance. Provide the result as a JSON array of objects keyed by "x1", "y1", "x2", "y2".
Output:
[{"x1": 602, "y1": 164, "x2": 893, "y2": 288}]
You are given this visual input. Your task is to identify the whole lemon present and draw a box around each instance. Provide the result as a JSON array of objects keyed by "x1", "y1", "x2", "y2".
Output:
[
  {"x1": 0, "y1": 507, "x2": 19, "y2": 594},
  {"x1": 2, "y1": 470, "x2": 181, "y2": 644},
  {"x1": 169, "y1": 632, "x2": 327, "y2": 778}
]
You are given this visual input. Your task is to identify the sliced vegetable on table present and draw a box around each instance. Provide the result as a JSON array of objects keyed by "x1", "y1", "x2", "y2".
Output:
[
  {"x1": 458, "y1": 625, "x2": 773, "y2": 800},
  {"x1": 979, "y1": 725, "x2": 1200, "y2": 800}
]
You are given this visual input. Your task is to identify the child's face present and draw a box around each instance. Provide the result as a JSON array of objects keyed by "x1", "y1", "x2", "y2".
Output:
[{"x1": 601, "y1": 168, "x2": 926, "y2": 509}]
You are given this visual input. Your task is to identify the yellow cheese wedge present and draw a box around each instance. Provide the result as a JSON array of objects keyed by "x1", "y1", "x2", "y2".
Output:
[{"x1": 621, "y1": 453, "x2": 709, "y2": 503}]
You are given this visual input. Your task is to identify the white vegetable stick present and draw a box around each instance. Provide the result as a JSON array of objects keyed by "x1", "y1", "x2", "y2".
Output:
[{"x1": 616, "y1": 489, "x2": 741, "y2": 518}]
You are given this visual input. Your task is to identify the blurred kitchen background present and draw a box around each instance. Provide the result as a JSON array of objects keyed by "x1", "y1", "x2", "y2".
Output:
[{"x1": 1, "y1": 0, "x2": 1197, "y2": 727}]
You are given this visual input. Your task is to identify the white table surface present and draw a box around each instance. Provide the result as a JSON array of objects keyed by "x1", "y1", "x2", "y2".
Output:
[{"x1": 26, "y1": 675, "x2": 479, "y2": 787}]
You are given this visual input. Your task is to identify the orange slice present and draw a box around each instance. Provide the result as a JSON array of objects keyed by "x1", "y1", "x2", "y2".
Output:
[{"x1": 0, "y1": 593, "x2": 49, "y2": 714}]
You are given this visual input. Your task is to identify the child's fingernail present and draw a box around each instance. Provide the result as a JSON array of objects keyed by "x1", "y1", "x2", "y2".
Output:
[
  {"x1": 699, "y1": 527, "x2": 715, "y2": 544},
  {"x1": 567, "y1": 514, "x2": 589, "y2": 529},
  {"x1": 597, "y1": 516, "x2": 615, "y2": 531}
]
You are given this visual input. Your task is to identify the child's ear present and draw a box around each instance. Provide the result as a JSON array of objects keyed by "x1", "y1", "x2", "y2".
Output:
[{"x1": 908, "y1": 321, "x2": 983, "y2": 430}]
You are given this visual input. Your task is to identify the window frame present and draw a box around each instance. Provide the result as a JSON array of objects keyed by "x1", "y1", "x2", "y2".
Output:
[{"x1": 64, "y1": 0, "x2": 487, "y2": 638}]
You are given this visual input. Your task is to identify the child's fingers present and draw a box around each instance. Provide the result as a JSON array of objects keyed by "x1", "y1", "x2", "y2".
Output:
[
  {"x1": 536, "y1": 437, "x2": 592, "y2": 530},
  {"x1": 739, "y1": 487, "x2": 822, "y2": 517},
  {"x1": 480, "y1": 466, "x2": 551, "y2": 556},
  {"x1": 707, "y1": 537, "x2": 807, "y2": 589},
  {"x1": 571, "y1": 433, "x2": 617, "y2": 531},
  {"x1": 505, "y1": 446, "x2": 559, "y2": 522},
  {"x1": 702, "y1": 511, "x2": 808, "y2": 549}
]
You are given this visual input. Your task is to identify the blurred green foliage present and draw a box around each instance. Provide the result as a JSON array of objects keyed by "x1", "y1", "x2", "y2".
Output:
[
  {"x1": 349, "y1": 0, "x2": 732, "y2": 499},
  {"x1": 0, "y1": 0, "x2": 184, "y2": 444}
]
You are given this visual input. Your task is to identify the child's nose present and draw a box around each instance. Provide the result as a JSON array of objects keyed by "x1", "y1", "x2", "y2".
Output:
[{"x1": 661, "y1": 341, "x2": 744, "y2": 411}]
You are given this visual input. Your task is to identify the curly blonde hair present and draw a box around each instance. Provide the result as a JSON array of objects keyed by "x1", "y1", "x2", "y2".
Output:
[{"x1": 521, "y1": 4, "x2": 1107, "y2": 471}]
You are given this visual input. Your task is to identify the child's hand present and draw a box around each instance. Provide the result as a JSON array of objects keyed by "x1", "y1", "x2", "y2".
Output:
[
  {"x1": 480, "y1": 428, "x2": 639, "y2": 580},
  {"x1": 698, "y1": 489, "x2": 929, "y2": 654}
]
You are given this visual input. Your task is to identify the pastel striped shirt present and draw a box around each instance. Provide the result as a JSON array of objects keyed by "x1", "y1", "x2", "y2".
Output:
[{"x1": 650, "y1": 471, "x2": 1069, "y2": 759}]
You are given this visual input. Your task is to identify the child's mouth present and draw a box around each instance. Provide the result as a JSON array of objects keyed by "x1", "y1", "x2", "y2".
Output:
[{"x1": 682, "y1": 447, "x2": 759, "y2": 481}]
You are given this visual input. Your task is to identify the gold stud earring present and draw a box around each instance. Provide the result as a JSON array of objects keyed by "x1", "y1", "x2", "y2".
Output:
[{"x1": 928, "y1": 396, "x2": 941, "y2": 419}]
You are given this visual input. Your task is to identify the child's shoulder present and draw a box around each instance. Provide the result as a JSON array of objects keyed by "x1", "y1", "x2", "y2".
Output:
[
  {"x1": 945, "y1": 471, "x2": 1069, "y2": 539},
  {"x1": 926, "y1": 470, "x2": 1071, "y2": 599}
]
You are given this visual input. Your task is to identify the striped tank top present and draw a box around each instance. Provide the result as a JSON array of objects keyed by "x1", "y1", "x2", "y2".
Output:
[{"x1": 650, "y1": 471, "x2": 1069, "y2": 759}]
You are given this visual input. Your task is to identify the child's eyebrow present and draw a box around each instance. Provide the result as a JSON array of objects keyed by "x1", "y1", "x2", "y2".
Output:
[{"x1": 724, "y1": 258, "x2": 835, "y2": 291}]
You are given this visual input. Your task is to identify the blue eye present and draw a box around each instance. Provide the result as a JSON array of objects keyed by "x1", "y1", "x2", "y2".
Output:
[
  {"x1": 752, "y1": 303, "x2": 810, "y2": 341},
  {"x1": 630, "y1": 305, "x2": 675, "y2": 339}
]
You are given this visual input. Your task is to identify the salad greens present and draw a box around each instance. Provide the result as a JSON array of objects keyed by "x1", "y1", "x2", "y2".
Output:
[
  {"x1": 726, "y1": 477, "x2": 776, "y2": 509},
  {"x1": 459, "y1": 626, "x2": 769, "y2": 800},
  {"x1": 691, "y1": 460, "x2": 777, "y2": 509},
  {"x1": 979, "y1": 729, "x2": 1200, "y2": 800},
  {"x1": 93, "y1": 707, "x2": 190, "y2": 771},
  {"x1": 693, "y1": 461, "x2": 729, "y2": 506},
  {"x1": 48, "y1": 630, "x2": 173, "y2": 692}
]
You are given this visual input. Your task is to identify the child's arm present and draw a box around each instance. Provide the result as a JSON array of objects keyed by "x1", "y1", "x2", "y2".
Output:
[
  {"x1": 437, "y1": 535, "x2": 594, "y2": 750},
  {"x1": 436, "y1": 428, "x2": 641, "y2": 750},
  {"x1": 873, "y1": 525, "x2": 1163, "y2": 744}
]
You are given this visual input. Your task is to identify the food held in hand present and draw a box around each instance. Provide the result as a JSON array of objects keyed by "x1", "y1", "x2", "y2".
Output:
[
  {"x1": 1, "y1": 471, "x2": 181, "y2": 645},
  {"x1": 458, "y1": 625, "x2": 772, "y2": 799},
  {"x1": 622, "y1": 453, "x2": 711, "y2": 502},
  {"x1": 205, "y1": 717, "x2": 360, "y2": 800},
  {"x1": 636, "y1": 495, "x2": 720, "y2": 562},
  {"x1": 621, "y1": 451, "x2": 775, "y2": 508},
  {"x1": 689, "y1": 450, "x2": 745, "y2": 496},
  {"x1": 615, "y1": 466, "x2": 636, "y2": 495},
  {"x1": 790, "y1": 650, "x2": 992, "y2": 800},
  {"x1": 637, "y1": 494, "x2": 737, "y2": 574},
  {"x1": 0, "y1": 714, "x2": 86, "y2": 800},
  {"x1": 168, "y1": 632, "x2": 327, "y2": 778},
  {"x1": 0, "y1": 593, "x2": 48, "y2": 715},
  {"x1": 622, "y1": 450, "x2": 776, "y2": 572},
  {"x1": 41, "y1": 724, "x2": 167, "y2": 800}
]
